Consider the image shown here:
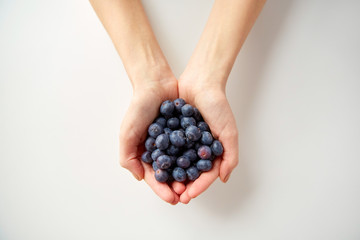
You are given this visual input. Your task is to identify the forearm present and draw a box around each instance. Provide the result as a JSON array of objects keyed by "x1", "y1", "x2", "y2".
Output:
[
  {"x1": 90, "y1": 0, "x2": 172, "y2": 87},
  {"x1": 183, "y1": 0, "x2": 266, "y2": 87}
]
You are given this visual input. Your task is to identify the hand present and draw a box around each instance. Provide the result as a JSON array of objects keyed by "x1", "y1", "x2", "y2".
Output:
[
  {"x1": 119, "y1": 77, "x2": 185, "y2": 205},
  {"x1": 177, "y1": 77, "x2": 239, "y2": 204}
]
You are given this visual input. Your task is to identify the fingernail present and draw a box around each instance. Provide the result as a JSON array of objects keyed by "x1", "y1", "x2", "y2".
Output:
[
  {"x1": 224, "y1": 173, "x2": 231, "y2": 183},
  {"x1": 132, "y1": 173, "x2": 141, "y2": 181}
]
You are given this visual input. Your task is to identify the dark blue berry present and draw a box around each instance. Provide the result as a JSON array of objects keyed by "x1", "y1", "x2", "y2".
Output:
[
  {"x1": 155, "y1": 117, "x2": 167, "y2": 128},
  {"x1": 156, "y1": 155, "x2": 172, "y2": 169},
  {"x1": 181, "y1": 104, "x2": 194, "y2": 117},
  {"x1": 183, "y1": 149, "x2": 197, "y2": 162},
  {"x1": 155, "y1": 133, "x2": 169, "y2": 150},
  {"x1": 173, "y1": 98, "x2": 186, "y2": 112},
  {"x1": 200, "y1": 131, "x2": 213, "y2": 145},
  {"x1": 197, "y1": 122, "x2": 210, "y2": 132},
  {"x1": 197, "y1": 145, "x2": 212, "y2": 159},
  {"x1": 166, "y1": 145, "x2": 180, "y2": 156},
  {"x1": 163, "y1": 127, "x2": 172, "y2": 136},
  {"x1": 167, "y1": 117, "x2": 180, "y2": 129},
  {"x1": 186, "y1": 166, "x2": 200, "y2": 181},
  {"x1": 148, "y1": 123, "x2": 163, "y2": 138},
  {"x1": 152, "y1": 161, "x2": 159, "y2": 171},
  {"x1": 141, "y1": 151, "x2": 153, "y2": 163},
  {"x1": 160, "y1": 100, "x2": 174, "y2": 117},
  {"x1": 185, "y1": 125, "x2": 201, "y2": 142},
  {"x1": 176, "y1": 156, "x2": 191, "y2": 168},
  {"x1": 196, "y1": 160, "x2": 212, "y2": 172},
  {"x1": 193, "y1": 107, "x2": 202, "y2": 121},
  {"x1": 172, "y1": 167, "x2": 187, "y2": 182},
  {"x1": 169, "y1": 130, "x2": 186, "y2": 147},
  {"x1": 211, "y1": 140, "x2": 224, "y2": 156},
  {"x1": 181, "y1": 117, "x2": 196, "y2": 129},
  {"x1": 155, "y1": 169, "x2": 169, "y2": 182},
  {"x1": 151, "y1": 149, "x2": 164, "y2": 161},
  {"x1": 145, "y1": 137, "x2": 156, "y2": 152}
]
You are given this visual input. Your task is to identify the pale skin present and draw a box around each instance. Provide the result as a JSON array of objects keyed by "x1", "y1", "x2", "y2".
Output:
[{"x1": 90, "y1": 0, "x2": 266, "y2": 204}]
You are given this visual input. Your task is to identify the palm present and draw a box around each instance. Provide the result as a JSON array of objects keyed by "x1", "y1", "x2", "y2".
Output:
[
  {"x1": 119, "y1": 80, "x2": 184, "y2": 204},
  {"x1": 178, "y1": 83, "x2": 239, "y2": 203}
]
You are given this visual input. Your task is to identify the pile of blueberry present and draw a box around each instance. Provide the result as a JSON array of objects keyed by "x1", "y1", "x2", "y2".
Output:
[{"x1": 141, "y1": 98, "x2": 223, "y2": 183}]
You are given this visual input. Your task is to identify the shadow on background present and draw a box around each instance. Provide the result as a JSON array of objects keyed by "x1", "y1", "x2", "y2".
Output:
[{"x1": 196, "y1": 0, "x2": 294, "y2": 216}]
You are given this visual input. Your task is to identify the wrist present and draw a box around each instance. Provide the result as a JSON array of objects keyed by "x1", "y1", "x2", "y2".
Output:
[
  {"x1": 179, "y1": 62, "x2": 228, "y2": 93},
  {"x1": 130, "y1": 64, "x2": 177, "y2": 94},
  {"x1": 127, "y1": 61, "x2": 175, "y2": 88}
]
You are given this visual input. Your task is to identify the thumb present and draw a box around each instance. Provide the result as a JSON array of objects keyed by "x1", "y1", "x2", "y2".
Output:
[
  {"x1": 119, "y1": 130, "x2": 145, "y2": 181},
  {"x1": 219, "y1": 130, "x2": 239, "y2": 183}
]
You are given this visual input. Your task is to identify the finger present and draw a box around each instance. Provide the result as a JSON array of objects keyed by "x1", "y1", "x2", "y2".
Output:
[
  {"x1": 179, "y1": 182, "x2": 193, "y2": 204},
  {"x1": 171, "y1": 181, "x2": 186, "y2": 195},
  {"x1": 118, "y1": 100, "x2": 151, "y2": 180},
  {"x1": 119, "y1": 127, "x2": 144, "y2": 180},
  {"x1": 169, "y1": 184, "x2": 181, "y2": 205},
  {"x1": 142, "y1": 162, "x2": 179, "y2": 205},
  {"x1": 187, "y1": 158, "x2": 221, "y2": 198},
  {"x1": 219, "y1": 129, "x2": 239, "y2": 183}
]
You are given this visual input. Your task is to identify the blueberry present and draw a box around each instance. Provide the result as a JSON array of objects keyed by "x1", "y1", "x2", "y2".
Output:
[
  {"x1": 155, "y1": 117, "x2": 167, "y2": 128},
  {"x1": 173, "y1": 98, "x2": 186, "y2": 112},
  {"x1": 145, "y1": 137, "x2": 156, "y2": 152},
  {"x1": 151, "y1": 149, "x2": 165, "y2": 161},
  {"x1": 197, "y1": 145, "x2": 212, "y2": 159},
  {"x1": 160, "y1": 100, "x2": 174, "y2": 117},
  {"x1": 166, "y1": 145, "x2": 180, "y2": 156},
  {"x1": 186, "y1": 166, "x2": 200, "y2": 181},
  {"x1": 172, "y1": 167, "x2": 187, "y2": 182},
  {"x1": 181, "y1": 104, "x2": 194, "y2": 117},
  {"x1": 196, "y1": 160, "x2": 212, "y2": 172},
  {"x1": 167, "y1": 117, "x2": 180, "y2": 129},
  {"x1": 155, "y1": 169, "x2": 169, "y2": 182},
  {"x1": 183, "y1": 149, "x2": 197, "y2": 162},
  {"x1": 176, "y1": 156, "x2": 191, "y2": 168},
  {"x1": 156, "y1": 155, "x2": 172, "y2": 169},
  {"x1": 197, "y1": 122, "x2": 210, "y2": 132},
  {"x1": 163, "y1": 127, "x2": 172, "y2": 136},
  {"x1": 148, "y1": 123, "x2": 163, "y2": 138},
  {"x1": 152, "y1": 161, "x2": 159, "y2": 171},
  {"x1": 193, "y1": 107, "x2": 202, "y2": 122},
  {"x1": 181, "y1": 117, "x2": 196, "y2": 129},
  {"x1": 200, "y1": 131, "x2": 213, "y2": 145},
  {"x1": 155, "y1": 133, "x2": 169, "y2": 150},
  {"x1": 141, "y1": 151, "x2": 153, "y2": 163},
  {"x1": 169, "y1": 130, "x2": 186, "y2": 147},
  {"x1": 211, "y1": 140, "x2": 224, "y2": 156},
  {"x1": 185, "y1": 125, "x2": 201, "y2": 142}
]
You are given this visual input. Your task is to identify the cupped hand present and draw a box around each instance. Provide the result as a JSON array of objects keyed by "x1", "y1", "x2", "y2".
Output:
[
  {"x1": 178, "y1": 78, "x2": 239, "y2": 204},
  {"x1": 119, "y1": 78, "x2": 185, "y2": 204}
]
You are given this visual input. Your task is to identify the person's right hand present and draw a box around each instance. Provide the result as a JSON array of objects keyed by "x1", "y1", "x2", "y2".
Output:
[{"x1": 119, "y1": 76, "x2": 185, "y2": 205}]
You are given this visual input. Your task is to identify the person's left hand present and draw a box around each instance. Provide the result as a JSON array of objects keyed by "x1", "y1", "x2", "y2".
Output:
[{"x1": 177, "y1": 75, "x2": 239, "y2": 204}]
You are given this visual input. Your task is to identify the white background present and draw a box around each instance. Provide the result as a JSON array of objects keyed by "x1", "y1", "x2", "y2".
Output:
[{"x1": 1, "y1": 0, "x2": 360, "y2": 239}]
